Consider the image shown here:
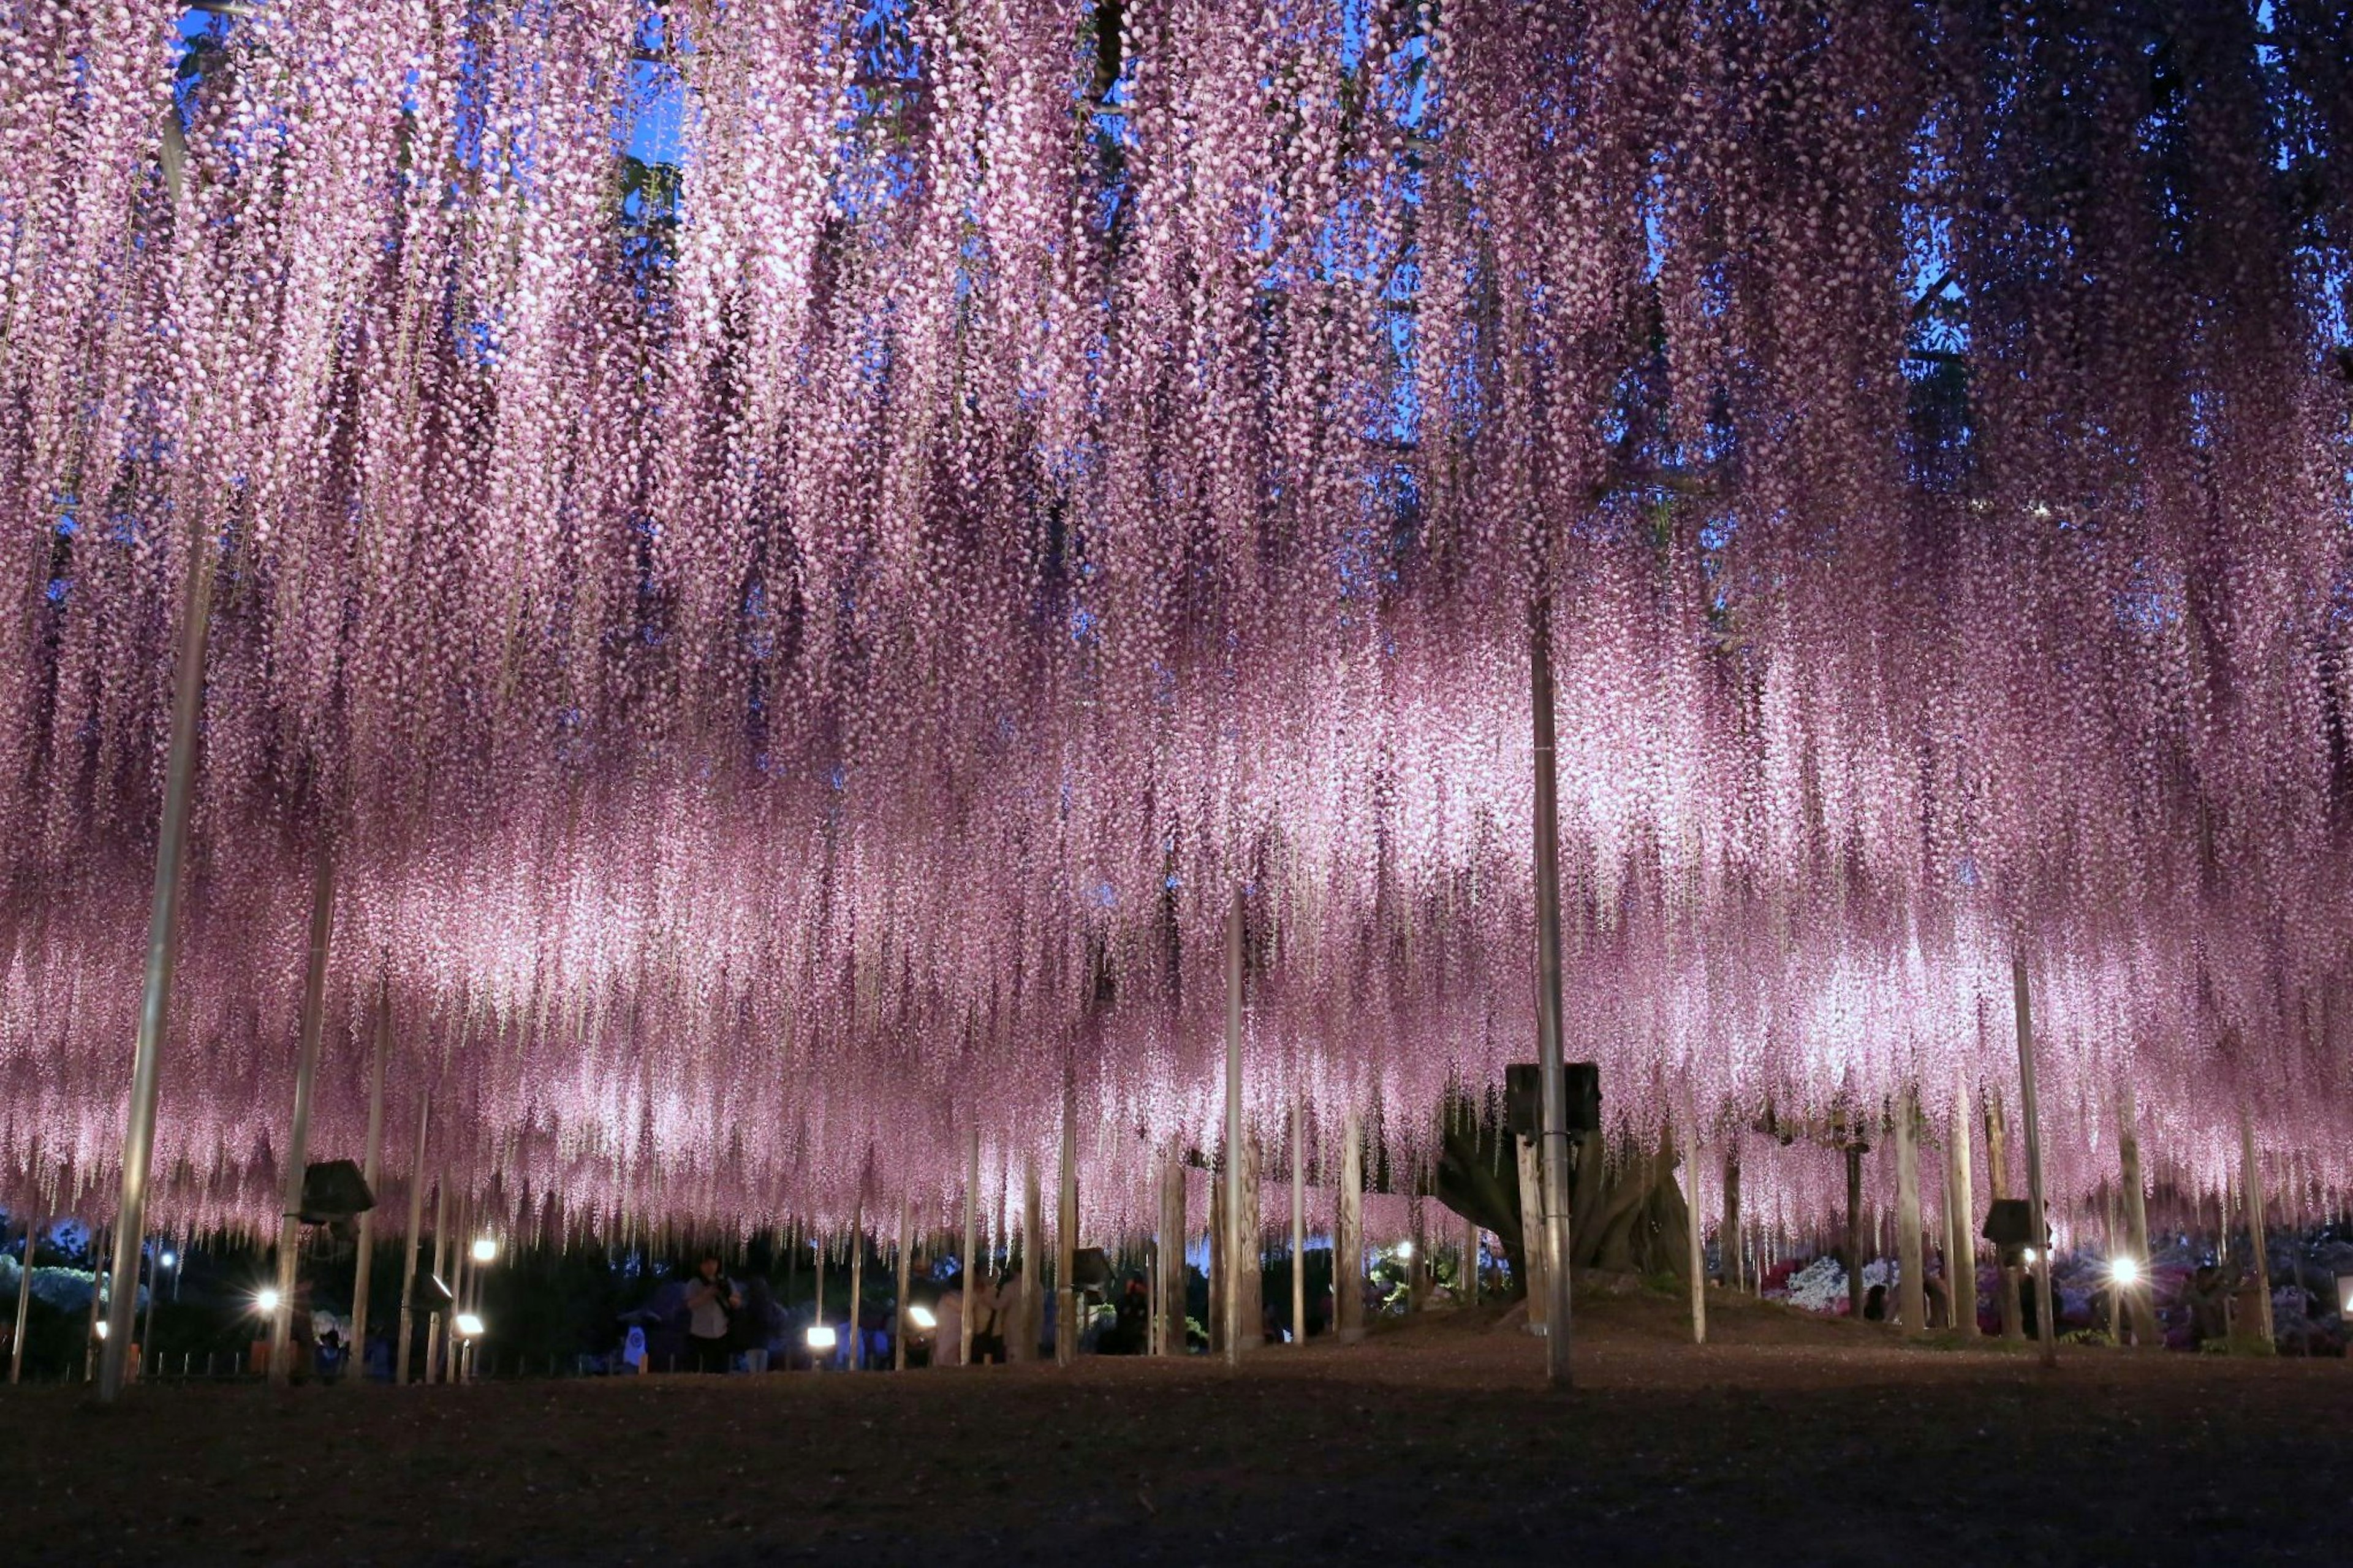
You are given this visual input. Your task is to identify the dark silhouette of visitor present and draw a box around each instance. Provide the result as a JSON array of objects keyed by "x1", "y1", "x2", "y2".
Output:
[{"x1": 682, "y1": 1252, "x2": 741, "y2": 1373}]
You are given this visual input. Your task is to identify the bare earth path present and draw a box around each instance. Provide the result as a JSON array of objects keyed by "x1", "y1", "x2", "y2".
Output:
[{"x1": 10, "y1": 1292, "x2": 2347, "y2": 1566}]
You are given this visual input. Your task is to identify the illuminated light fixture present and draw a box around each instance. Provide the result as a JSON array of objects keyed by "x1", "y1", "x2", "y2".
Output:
[
  {"x1": 2110, "y1": 1256, "x2": 2140, "y2": 1286},
  {"x1": 2020, "y1": 1248, "x2": 2039, "y2": 1266},
  {"x1": 256, "y1": 1287, "x2": 282, "y2": 1313},
  {"x1": 471, "y1": 1236, "x2": 498, "y2": 1263},
  {"x1": 94, "y1": 1320, "x2": 110, "y2": 1339},
  {"x1": 159, "y1": 1251, "x2": 176, "y2": 1269},
  {"x1": 2336, "y1": 1274, "x2": 2352, "y2": 1317},
  {"x1": 453, "y1": 1312, "x2": 485, "y2": 1338},
  {"x1": 906, "y1": 1305, "x2": 937, "y2": 1330},
  {"x1": 1395, "y1": 1241, "x2": 1415, "y2": 1261},
  {"x1": 805, "y1": 1324, "x2": 838, "y2": 1351}
]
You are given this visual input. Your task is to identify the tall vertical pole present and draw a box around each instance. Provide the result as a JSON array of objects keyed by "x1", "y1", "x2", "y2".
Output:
[
  {"x1": 1720, "y1": 1144, "x2": 1743, "y2": 1291},
  {"x1": 1947, "y1": 1071, "x2": 1978, "y2": 1336},
  {"x1": 1223, "y1": 887, "x2": 1245, "y2": 1369},
  {"x1": 349, "y1": 985, "x2": 390, "y2": 1365},
  {"x1": 2012, "y1": 952, "x2": 2058, "y2": 1369},
  {"x1": 856, "y1": 1200, "x2": 875, "y2": 1365},
  {"x1": 1017, "y1": 1155, "x2": 1042, "y2": 1362},
  {"x1": 2239, "y1": 1113, "x2": 2274, "y2": 1346},
  {"x1": 1529, "y1": 596, "x2": 1575, "y2": 1387},
  {"x1": 268, "y1": 847, "x2": 337, "y2": 1387},
  {"x1": 1289, "y1": 1096, "x2": 1307, "y2": 1341},
  {"x1": 1056, "y1": 1077, "x2": 1077, "y2": 1367},
  {"x1": 99, "y1": 509, "x2": 218, "y2": 1403},
  {"x1": 893, "y1": 1189, "x2": 911, "y2": 1371},
  {"x1": 2117, "y1": 1085, "x2": 2151, "y2": 1345},
  {"x1": 960, "y1": 1130, "x2": 979, "y2": 1368},
  {"x1": 1845, "y1": 1143, "x2": 1867, "y2": 1319},
  {"x1": 394, "y1": 1096, "x2": 430, "y2": 1384},
  {"x1": 10, "y1": 1206, "x2": 40, "y2": 1384},
  {"x1": 1683, "y1": 1126, "x2": 1706, "y2": 1344},
  {"x1": 1984, "y1": 1089, "x2": 2021, "y2": 1339},
  {"x1": 1155, "y1": 1146, "x2": 1186, "y2": 1356},
  {"x1": 1336, "y1": 1108, "x2": 1365, "y2": 1344},
  {"x1": 1895, "y1": 1087, "x2": 1924, "y2": 1333},
  {"x1": 424, "y1": 1171, "x2": 449, "y2": 1383}
]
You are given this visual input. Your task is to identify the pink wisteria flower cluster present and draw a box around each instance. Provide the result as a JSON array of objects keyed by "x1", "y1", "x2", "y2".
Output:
[{"x1": 0, "y1": 1, "x2": 2346, "y2": 1246}]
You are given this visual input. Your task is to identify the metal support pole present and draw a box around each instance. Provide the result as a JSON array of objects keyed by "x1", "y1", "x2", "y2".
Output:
[
  {"x1": 349, "y1": 987, "x2": 390, "y2": 1366},
  {"x1": 11, "y1": 1208, "x2": 40, "y2": 1385},
  {"x1": 1223, "y1": 887, "x2": 1245, "y2": 1370},
  {"x1": 960, "y1": 1130, "x2": 979, "y2": 1368},
  {"x1": 848, "y1": 1205, "x2": 865, "y2": 1371},
  {"x1": 1896, "y1": 1087, "x2": 1925, "y2": 1333},
  {"x1": 1529, "y1": 596, "x2": 1575, "y2": 1387},
  {"x1": 141, "y1": 1244, "x2": 160, "y2": 1374},
  {"x1": 1683, "y1": 1126, "x2": 1706, "y2": 1344},
  {"x1": 2012, "y1": 952, "x2": 2058, "y2": 1369},
  {"x1": 394, "y1": 1097, "x2": 430, "y2": 1384},
  {"x1": 1337, "y1": 1109, "x2": 1365, "y2": 1344},
  {"x1": 2240, "y1": 1112, "x2": 2275, "y2": 1346},
  {"x1": 1846, "y1": 1144, "x2": 1867, "y2": 1319},
  {"x1": 2118, "y1": 1085, "x2": 2152, "y2": 1345},
  {"x1": 893, "y1": 1190, "x2": 911, "y2": 1371},
  {"x1": 424, "y1": 1170, "x2": 449, "y2": 1383},
  {"x1": 99, "y1": 500, "x2": 218, "y2": 1403},
  {"x1": 1947, "y1": 1070, "x2": 1979, "y2": 1336},
  {"x1": 1289, "y1": 1096, "x2": 1306, "y2": 1343},
  {"x1": 1155, "y1": 1145, "x2": 1185, "y2": 1356},
  {"x1": 1056, "y1": 1077, "x2": 1077, "y2": 1367},
  {"x1": 268, "y1": 847, "x2": 336, "y2": 1385}
]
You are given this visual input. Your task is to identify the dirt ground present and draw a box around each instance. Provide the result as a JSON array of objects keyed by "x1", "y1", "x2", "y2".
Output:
[{"x1": 10, "y1": 1287, "x2": 2349, "y2": 1566}]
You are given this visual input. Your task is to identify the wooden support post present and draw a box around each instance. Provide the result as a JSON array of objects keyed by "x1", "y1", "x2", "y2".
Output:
[
  {"x1": 1208, "y1": 1161, "x2": 1227, "y2": 1355},
  {"x1": 1155, "y1": 1146, "x2": 1185, "y2": 1356},
  {"x1": 1515, "y1": 1134, "x2": 1547, "y2": 1333},
  {"x1": 1337, "y1": 1110, "x2": 1365, "y2": 1344},
  {"x1": 1896, "y1": 1087, "x2": 1925, "y2": 1334},
  {"x1": 1947, "y1": 1072, "x2": 1979, "y2": 1336},
  {"x1": 349, "y1": 988, "x2": 390, "y2": 1370}
]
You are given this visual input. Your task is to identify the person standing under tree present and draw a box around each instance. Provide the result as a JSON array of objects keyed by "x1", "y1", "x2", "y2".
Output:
[{"x1": 683, "y1": 1252, "x2": 741, "y2": 1373}]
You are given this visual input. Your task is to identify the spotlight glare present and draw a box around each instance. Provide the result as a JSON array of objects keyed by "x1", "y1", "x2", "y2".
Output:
[
  {"x1": 2110, "y1": 1256, "x2": 2140, "y2": 1286},
  {"x1": 256, "y1": 1287, "x2": 282, "y2": 1313},
  {"x1": 453, "y1": 1312, "x2": 485, "y2": 1338},
  {"x1": 2021, "y1": 1248, "x2": 2038, "y2": 1265},
  {"x1": 907, "y1": 1304, "x2": 937, "y2": 1330},
  {"x1": 158, "y1": 1251, "x2": 176, "y2": 1269},
  {"x1": 805, "y1": 1324, "x2": 838, "y2": 1351},
  {"x1": 471, "y1": 1236, "x2": 498, "y2": 1263},
  {"x1": 94, "y1": 1320, "x2": 109, "y2": 1339},
  {"x1": 1395, "y1": 1241, "x2": 1415, "y2": 1261}
]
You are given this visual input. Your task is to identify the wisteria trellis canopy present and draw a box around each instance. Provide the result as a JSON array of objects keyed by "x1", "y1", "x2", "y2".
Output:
[{"x1": 1, "y1": 0, "x2": 2349, "y2": 1242}]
